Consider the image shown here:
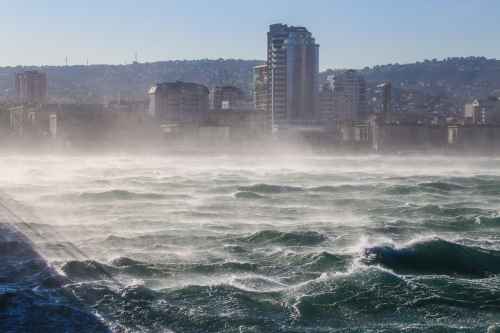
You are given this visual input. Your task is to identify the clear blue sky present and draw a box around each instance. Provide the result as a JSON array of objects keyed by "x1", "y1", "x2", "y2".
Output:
[{"x1": 1, "y1": 0, "x2": 499, "y2": 69}]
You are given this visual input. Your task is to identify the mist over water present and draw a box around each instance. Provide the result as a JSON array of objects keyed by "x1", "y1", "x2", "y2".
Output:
[{"x1": 1, "y1": 153, "x2": 500, "y2": 332}]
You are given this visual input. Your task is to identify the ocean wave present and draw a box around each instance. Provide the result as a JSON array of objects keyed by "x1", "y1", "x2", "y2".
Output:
[
  {"x1": 0, "y1": 288, "x2": 111, "y2": 333},
  {"x1": 421, "y1": 215, "x2": 500, "y2": 231},
  {"x1": 187, "y1": 262, "x2": 258, "y2": 274},
  {"x1": 67, "y1": 256, "x2": 260, "y2": 280},
  {"x1": 80, "y1": 189, "x2": 167, "y2": 201},
  {"x1": 61, "y1": 260, "x2": 119, "y2": 281},
  {"x1": 418, "y1": 181, "x2": 467, "y2": 191},
  {"x1": 291, "y1": 268, "x2": 405, "y2": 320},
  {"x1": 234, "y1": 191, "x2": 265, "y2": 199},
  {"x1": 302, "y1": 251, "x2": 351, "y2": 272},
  {"x1": 403, "y1": 204, "x2": 491, "y2": 217},
  {"x1": 223, "y1": 244, "x2": 248, "y2": 254},
  {"x1": 291, "y1": 265, "x2": 500, "y2": 326},
  {"x1": 104, "y1": 235, "x2": 131, "y2": 244},
  {"x1": 385, "y1": 182, "x2": 467, "y2": 195},
  {"x1": 242, "y1": 230, "x2": 328, "y2": 246},
  {"x1": 238, "y1": 183, "x2": 378, "y2": 195},
  {"x1": 63, "y1": 258, "x2": 169, "y2": 280},
  {"x1": 69, "y1": 282, "x2": 286, "y2": 332},
  {"x1": 474, "y1": 215, "x2": 500, "y2": 228},
  {"x1": 230, "y1": 275, "x2": 289, "y2": 292},
  {"x1": 476, "y1": 184, "x2": 500, "y2": 196},
  {"x1": 110, "y1": 256, "x2": 143, "y2": 267},
  {"x1": 120, "y1": 283, "x2": 158, "y2": 301},
  {"x1": 384, "y1": 185, "x2": 422, "y2": 195},
  {"x1": 0, "y1": 222, "x2": 111, "y2": 332},
  {"x1": 0, "y1": 239, "x2": 39, "y2": 258},
  {"x1": 408, "y1": 275, "x2": 500, "y2": 311},
  {"x1": 364, "y1": 238, "x2": 500, "y2": 278},
  {"x1": 309, "y1": 184, "x2": 377, "y2": 193},
  {"x1": 237, "y1": 184, "x2": 304, "y2": 194}
]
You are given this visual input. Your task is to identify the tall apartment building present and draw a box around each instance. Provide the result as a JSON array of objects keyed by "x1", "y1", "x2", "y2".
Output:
[
  {"x1": 211, "y1": 86, "x2": 245, "y2": 110},
  {"x1": 15, "y1": 70, "x2": 47, "y2": 104},
  {"x1": 329, "y1": 70, "x2": 367, "y2": 123},
  {"x1": 253, "y1": 65, "x2": 269, "y2": 112},
  {"x1": 267, "y1": 24, "x2": 319, "y2": 127},
  {"x1": 148, "y1": 81, "x2": 209, "y2": 123}
]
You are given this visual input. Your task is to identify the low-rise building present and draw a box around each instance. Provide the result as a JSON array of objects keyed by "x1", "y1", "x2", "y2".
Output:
[
  {"x1": 211, "y1": 86, "x2": 245, "y2": 110},
  {"x1": 464, "y1": 100, "x2": 480, "y2": 125},
  {"x1": 329, "y1": 70, "x2": 368, "y2": 123},
  {"x1": 206, "y1": 109, "x2": 271, "y2": 142},
  {"x1": 15, "y1": 70, "x2": 47, "y2": 104},
  {"x1": 148, "y1": 82, "x2": 209, "y2": 124},
  {"x1": 448, "y1": 124, "x2": 500, "y2": 153},
  {"x1": 464, "y1": 97, "x2": 500, "y2": 125}
]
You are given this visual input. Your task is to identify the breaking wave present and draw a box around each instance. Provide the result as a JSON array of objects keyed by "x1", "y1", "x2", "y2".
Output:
[
  {"x1": 80, "y1": 190, "x2": 166, "y2": 201},
  {"x1": 234, "y1": 191, "x2": 265, "y2": 199},
  {"x1": 237, "y1": 184, "x2": 304, "y2": 193},
  {"x1": 364, "y1": 238, "x2": 500, "y2": 278},
  {"x1": 4, "y1": 155, "x2": 500, "y2": 332},
  {"x1": 0, "y1": 222, "x2": 110, "y2": 332},
  {"x1": 242, "y1": 230, "x2": 328, "y2": 246}
]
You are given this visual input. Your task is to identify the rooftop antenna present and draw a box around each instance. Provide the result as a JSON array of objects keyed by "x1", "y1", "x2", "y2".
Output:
[{"x1": 65, "y1": 57, "x2": 68, "y2": 66}]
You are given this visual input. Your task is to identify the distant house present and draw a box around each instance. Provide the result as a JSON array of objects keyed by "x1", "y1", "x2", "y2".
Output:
[{"x1": 464, "y1": 97, "x2": 500, "y2": 125}]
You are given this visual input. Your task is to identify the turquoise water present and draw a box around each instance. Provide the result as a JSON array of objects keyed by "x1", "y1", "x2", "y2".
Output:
[{"x1": 1, "y1": 154, "x2": 500, "y2": 332}]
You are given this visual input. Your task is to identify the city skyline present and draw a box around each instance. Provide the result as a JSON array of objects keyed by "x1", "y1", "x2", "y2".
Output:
[{"x1": 1, "y1": 0, "x2": 500, "y2": 69}]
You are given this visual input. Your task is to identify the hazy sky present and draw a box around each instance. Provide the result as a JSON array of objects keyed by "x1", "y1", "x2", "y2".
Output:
[{"x1": 1, "y1": 0, "x2": 499, "y2": 69}]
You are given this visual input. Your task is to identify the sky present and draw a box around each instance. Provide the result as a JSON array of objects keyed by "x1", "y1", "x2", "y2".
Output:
[{"x1": 1, "y1": 0, "x2": 499, "y2": 69}]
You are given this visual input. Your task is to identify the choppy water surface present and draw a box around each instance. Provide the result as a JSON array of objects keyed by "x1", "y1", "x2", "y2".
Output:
[{"x1": 1, "y1": 154, "x2": 500, "y2": 332}]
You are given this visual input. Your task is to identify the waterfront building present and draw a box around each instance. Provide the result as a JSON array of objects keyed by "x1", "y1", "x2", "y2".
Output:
[
  {"x1": 464, "y1": 99, "x2": 481, "y2": 125},
  {"x1": 267, "y1": 24, "x2": 320, "y2": 127},
  {"x1": 148, "y1": 82, "x2": 209, "y2": 123},
  {"x1": 329, "y1": 70, "x2": 367, "y2": 123},
  {"x1": 465, "y1": 97, "x2": 500, "y2": 125},
  {"x1": 206, "y1": 109, "x2": 271, "y2": 140},
  {"x1": 211, "y1": 86, "x2": 245, "y2": 110}
]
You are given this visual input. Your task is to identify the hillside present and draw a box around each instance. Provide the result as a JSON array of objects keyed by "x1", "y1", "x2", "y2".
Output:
[
  {"x1": 0, "y1": 59, "x2": 264, "y2": 102},
  {"x1": 362, "y1": 57, "x2": 500, "y2": 100},
  {"x1": 1, "y1": 57, "x2": 499, "y2": 105}
]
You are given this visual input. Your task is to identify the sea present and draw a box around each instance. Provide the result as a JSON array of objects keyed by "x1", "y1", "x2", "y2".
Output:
[{"x1": 1, "y1": 154, "x2": 500, "y2": 333}]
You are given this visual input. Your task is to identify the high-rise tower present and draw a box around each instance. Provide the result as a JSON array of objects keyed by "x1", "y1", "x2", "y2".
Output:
[{"x1": 267, "y1": 24, "x2": 319, "y2": 128}]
